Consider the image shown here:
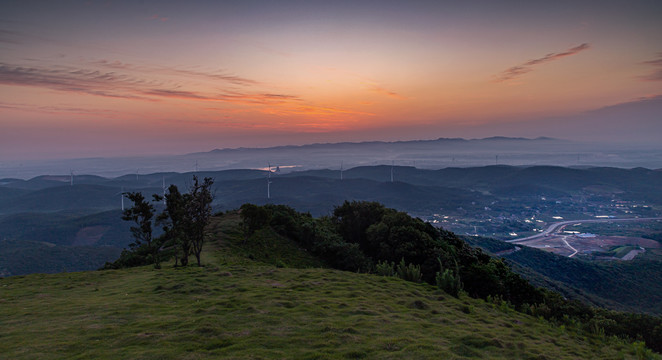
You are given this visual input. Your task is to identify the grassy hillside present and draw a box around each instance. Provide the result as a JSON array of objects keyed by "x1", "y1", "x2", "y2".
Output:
[{"x1": 0, "y1": 214, "x2": 656, "y2": 359}]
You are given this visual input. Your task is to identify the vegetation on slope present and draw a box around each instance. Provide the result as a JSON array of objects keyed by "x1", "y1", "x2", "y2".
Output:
[
  {"x1": 2, "y1": 200, "x2": 662, "y2": 358},
  {"x1": 0, "y1": 222, "x2": 654, "y2": 359},
  {"x1": 464, "y1": 235, "x2": 662, "y2": 315},
  {"x1": 237, "y1": 201, "x2": 662, "y2": 354}
]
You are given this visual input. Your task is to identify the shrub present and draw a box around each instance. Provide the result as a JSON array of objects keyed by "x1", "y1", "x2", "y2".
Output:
[
  {"x1": 435, "y1": 258, "x2": 461, "y2": 297},
  {"x1": 396, "y1": 258, "x2": 422, "y2": 283},
  {"x1": 375, "y1": 260, "x2": 395, "y2": 276}
]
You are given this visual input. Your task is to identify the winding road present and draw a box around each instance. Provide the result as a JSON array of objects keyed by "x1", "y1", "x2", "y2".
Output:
[
  {"x1": 560, "y1": 236, "x2": 578, "y2": 257},
  {"x1": 506, "y1": 217, "x2": 662, "y2": 245}
]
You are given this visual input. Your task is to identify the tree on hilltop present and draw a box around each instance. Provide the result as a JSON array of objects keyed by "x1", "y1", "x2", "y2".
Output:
[
  {"x1": 187, "y1": 176, "x2": 214, "y2": 266},
  {"x1": 157, "y1": 185, "x2": 189, "y2": 266},
  {"x1": 106, "y1": 175, "x2": 214, "y2": 269}
]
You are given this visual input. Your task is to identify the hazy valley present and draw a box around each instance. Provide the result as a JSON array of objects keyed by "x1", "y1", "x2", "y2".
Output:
[{"x1": 2, "y1": 143, "x2": 662, "y2": 318}]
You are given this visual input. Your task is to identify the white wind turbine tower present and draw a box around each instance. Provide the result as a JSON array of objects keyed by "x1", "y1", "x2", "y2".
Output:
[
  {"x1": 115, "y1": 187, "x2": 125, "y2": 211},
  {"x1": 390, "y1": 161, "x2": 394, "y2": 183},
  {"x1": 70, "y1": 170, "x2": 74, "y2": 186},
  {"x1": 340, "y1": 161, "x2": 344, "y2": 181},
  {"x1": 267, "y1": 163, "x2": 273, "y2": 200}
]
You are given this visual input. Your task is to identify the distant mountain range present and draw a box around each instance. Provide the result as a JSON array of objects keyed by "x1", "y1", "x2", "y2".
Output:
[
  {"x1": 202, "y1": 136, "x2": 559, "y2": 153},
  {"x1": 3, "y1": 136, "x2": 662, "y2": 179}
]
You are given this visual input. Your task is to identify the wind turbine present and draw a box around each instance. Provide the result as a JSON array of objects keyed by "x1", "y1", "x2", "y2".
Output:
[
  {"x1": 390, "y1": 161, "x2": 394, "y2": 183},
  {"x1": 267, "y1": 162, "x2": 272, "y2": 200},
  {"x1": 70, "y1": 170, "x2": 74, "y2": 186},
  {"x1": 340, "y1": 161, "x2": 344, "y2": 180},
  {"x1": 115, "y1": 187, "x2": 125, "y2": 211}
]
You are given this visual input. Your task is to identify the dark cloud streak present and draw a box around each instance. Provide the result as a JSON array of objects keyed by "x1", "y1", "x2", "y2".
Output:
[
  {"x1": 641, "y1": 53, "x2": 662, "y2": 81},
  {"x1": 495, "y1": 43, "x2": 590, "y2": 82},
  {"x1": 91, "y1": 59, "x2": 258, "y2": 86},
  {"x1": 143, "y1": 88, "x2": 300, "y2": 105},
  {"x1": 170, "y1": 68, "x2": 258, "y2": 86},
  {"x1": 0, "y1": 63, "x2": 155, "y2": 100},
  {"x1": 0, "y1": 62, "x2": 298, "y2": 107}
]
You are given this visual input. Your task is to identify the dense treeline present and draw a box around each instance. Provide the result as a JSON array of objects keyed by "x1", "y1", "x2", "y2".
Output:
[{"x1": 240, "y1": 200, "x2": 662, "y2": 353}]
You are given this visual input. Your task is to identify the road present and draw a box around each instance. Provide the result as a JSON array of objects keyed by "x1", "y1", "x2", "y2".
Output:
[
  {"x1": 506, "y1": 217, "x2": 662, "y2": 244},
  {"x1": 561, "y1": 236, "x2": 578, "y2": 257},
  {"x1": 621, "y1": 247, "x2": 646, "y2": 260}
]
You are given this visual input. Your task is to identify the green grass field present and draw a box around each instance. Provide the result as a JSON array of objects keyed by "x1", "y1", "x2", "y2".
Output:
[{"x1": 0, "y1": 214, "x2": 656, "y2": 359}]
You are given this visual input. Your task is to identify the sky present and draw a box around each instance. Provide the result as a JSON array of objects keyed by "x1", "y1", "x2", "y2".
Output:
[{"x1": 1, "y1": 0, "x2": 661, "y2": 160}]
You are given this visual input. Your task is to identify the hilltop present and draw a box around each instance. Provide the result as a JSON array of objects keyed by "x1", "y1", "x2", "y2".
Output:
[{"x1": 0, "y1": 211, "x2": 658, "y2": 359}]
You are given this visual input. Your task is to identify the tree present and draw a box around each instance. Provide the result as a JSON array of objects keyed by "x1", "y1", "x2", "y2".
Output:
[
  {"x1": 187, "y1": 176, "x2": 214, "y2": 266},
  {"x1": 156, "y1": 185, "x2": 189, "y2": 266},
  {"x1": 118, "y1": 191, "x2": 164, "y2": 268},
  {"x1": 155, "y1": 176, "x2": 214, "y2": 267},
  {"x1": 122, "y1": 192, "x2": 155, "y2": 250},
  {"x1": 112, "y1": 175, "x2": 215, "y2": 269}
]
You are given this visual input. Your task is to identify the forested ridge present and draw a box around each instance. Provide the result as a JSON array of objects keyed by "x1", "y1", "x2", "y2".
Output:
[{"x1": 237, "y1": 201, "x2": 662, "y2": 354}]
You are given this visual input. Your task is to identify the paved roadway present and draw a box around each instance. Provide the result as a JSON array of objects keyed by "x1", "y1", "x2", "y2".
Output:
[{"x1": 506, "y1": 217, "x2": 662, "y2": 244}]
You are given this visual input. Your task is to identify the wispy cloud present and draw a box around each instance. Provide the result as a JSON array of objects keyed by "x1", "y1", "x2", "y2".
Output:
[
  {"x1": 0, "y1": 101, "x2": 128, "y2": 117},
  {"x1": 0, "y1": 62, "x2": 295, "y2": 105},
  {"x1": 142, "y1": 88, "x2": 300, "y2": 105},
  {"x1": 218, "y1": 92, "x2": 300, "y2": 105},
  {"x1": 495, "y1": 43, "x2": 590, "y2": 82},
  {"x1": 91, "y1": 59, "x2": 258, "y2": 86},
  {"x1": 368, "y1": 84, "x2": 407, "y2": 100},
  {"x1": 641, "y1": 53, "x2": 662, "y2": 81},
  {"x1": 149, "y1": 14, "x2": 169, "y2": 22},
  {"x1": 168, "y1": 68, "x2": 258, "y2": 86},
  {"x1": 0, "y1": 63, "x2": 154, "y2": 99},
  {"x1": 142, "y1": 88, "x2": 209, "y2": 100},
  {"x1": 0, "y1": 60, "x2": 372, "y2": 126}
]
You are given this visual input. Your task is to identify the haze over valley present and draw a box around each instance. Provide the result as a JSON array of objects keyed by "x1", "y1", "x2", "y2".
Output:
[
  {"x1": 3, "y1": 136, "x2": 662, "y2": 179},
  {"x1": 2, "y1": 1, "x2": 662, "y2": 358}
]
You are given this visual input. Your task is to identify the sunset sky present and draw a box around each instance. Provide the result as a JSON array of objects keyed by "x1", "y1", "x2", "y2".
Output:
[{"x1": 1, "y1": 0, "x2": 661, "y2": 160}]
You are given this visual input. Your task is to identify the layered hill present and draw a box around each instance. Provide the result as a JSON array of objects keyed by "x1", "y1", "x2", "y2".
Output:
[
  {"x1": 0, "y1": 213, "x2": 653, "y2": 359},
  {"x1": 2, "y1": 165, "x2": 662, "y2": 277}
]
